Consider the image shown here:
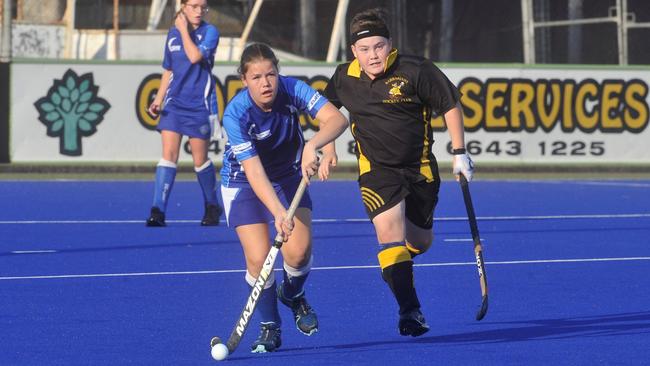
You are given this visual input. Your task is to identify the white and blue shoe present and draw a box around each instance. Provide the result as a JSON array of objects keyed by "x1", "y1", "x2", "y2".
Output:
[
  {"x1": 251, "y1": 322, "x2": 282, "y2": 353},
  {"x1": 278, "y1": 286, "x2": 319, "y2": 336}
]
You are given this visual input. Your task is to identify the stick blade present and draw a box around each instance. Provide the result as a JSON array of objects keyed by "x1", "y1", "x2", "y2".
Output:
[{"x1": 475, "y1": 295, "x2": 489, "y2": 321}]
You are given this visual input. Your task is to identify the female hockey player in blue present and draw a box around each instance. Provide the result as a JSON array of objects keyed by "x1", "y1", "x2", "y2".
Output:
[
  {"x1": 220, "y1": 43, "x2": 348, "y2": 353},
  {"x1": 146, "y1": 0, "x2": 222, "y2": 227}
]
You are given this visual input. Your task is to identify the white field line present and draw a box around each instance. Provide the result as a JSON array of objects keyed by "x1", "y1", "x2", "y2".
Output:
[
  {"x1": 2, "y1": 256, "x2": 649, "y2": 281},
  {"x1": 0, "y1": 213, "x2": 649, "y2": 225},
  {"x1": 11, "y1": 250, "x2": 58, "y2": 254},
  {"x1": 541, "y1": 181, "x2": 650, "y2": 188},
  {"x1": 477, "y1": 180, "x2": 650, "y2": 188}
]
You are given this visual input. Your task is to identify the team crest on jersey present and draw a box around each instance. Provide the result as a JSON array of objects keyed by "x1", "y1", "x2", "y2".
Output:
[
  {"x1": 389, "y1": 81, "x2": 405, "y2": 98},
  {"x1": 383, "y1": 76, "x2": 412, "y2": 104}
]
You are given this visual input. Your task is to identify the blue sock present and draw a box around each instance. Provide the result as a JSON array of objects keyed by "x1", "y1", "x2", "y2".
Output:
[
  {"x1": 281, "y1": 256, "x2": 313, "y2": 299},
  {"x1": 195, "y1": 160, "x2": 218, "y2": 206},
  {"x1": 153, "y1": 159, "x2": 177, "y2": 212},
  {"x1": 246, "y1": 272, "x2": 280, "y2": 324}
]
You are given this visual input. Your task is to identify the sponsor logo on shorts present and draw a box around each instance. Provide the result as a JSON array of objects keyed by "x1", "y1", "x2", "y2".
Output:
[{"x1": 199, "y1": 124, "x2": 210, "y2": 137}]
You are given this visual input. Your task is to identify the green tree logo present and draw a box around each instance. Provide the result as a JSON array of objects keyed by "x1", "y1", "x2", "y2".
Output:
[{"x1": 34, "y1": 69, "x2": 111, "y2": 156}]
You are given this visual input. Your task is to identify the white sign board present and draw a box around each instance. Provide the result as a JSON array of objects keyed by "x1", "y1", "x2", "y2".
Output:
[{"x1": 10, "y1": 62, "x2": 650, "y2": 164}]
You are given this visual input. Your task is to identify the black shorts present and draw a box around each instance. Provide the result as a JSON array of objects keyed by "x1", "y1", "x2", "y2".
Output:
[{"x1": 358, "y1": 163, "x2": 441, "y2": 229}]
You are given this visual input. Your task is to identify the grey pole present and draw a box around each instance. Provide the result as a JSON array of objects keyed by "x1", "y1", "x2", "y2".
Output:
[
  {"x1": 326, "y1": 0, "x2": 348, "y2": 62},
  {"x1": 300, "y1": 0, "x2": 316, "y2": 59},
  {"x1": 439, "y1": 0, "x2": 454, "y2": 62},
  {"x1": 568, "y1": 0, "x2": 583, "y2": 64},
  {"x1": 521, "y1": 0, "x2": 535, "y2": 64},
  {"x1": 1, "y1": 0, "x2": 12, "y2": 62}
]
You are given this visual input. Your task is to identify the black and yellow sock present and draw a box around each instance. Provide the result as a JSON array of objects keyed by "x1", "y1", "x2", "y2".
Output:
[{"x1": 377, "y1": 241, "x2": 421, "y2": 315}]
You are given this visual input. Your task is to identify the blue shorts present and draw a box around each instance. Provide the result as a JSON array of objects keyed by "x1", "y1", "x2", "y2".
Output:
[
  {"x1": 221, "y1": 176, "x2": 312, "y2": 228},
  {"x1": 157, "y1": 109, "x2": 211, "y2": 139}
]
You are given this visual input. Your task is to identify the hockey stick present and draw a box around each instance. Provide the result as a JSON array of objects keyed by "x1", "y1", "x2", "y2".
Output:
[
  {"x1": 458, "y1": 174, "x2": 489, "y2": 321},
  {"x1": 211, "y1": 177, "x2": 309, "y2": 357}
]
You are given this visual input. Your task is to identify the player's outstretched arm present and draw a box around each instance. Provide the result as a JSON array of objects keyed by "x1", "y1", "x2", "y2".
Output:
[{"x1": 302, "y1": 102, "x2": 348, "y2": 180}]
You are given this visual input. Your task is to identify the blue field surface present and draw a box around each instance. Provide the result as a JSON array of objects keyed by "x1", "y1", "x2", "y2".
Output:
[{"x1": 1, "y1": 179, "x2": 649, "y2": 365}]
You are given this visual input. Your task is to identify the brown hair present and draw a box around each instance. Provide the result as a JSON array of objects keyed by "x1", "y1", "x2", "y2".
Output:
[
  {"x1": 238, "y1": 43, "x2": 280, "y2": 75},
  {"x1": 174, "y1": 0, "x2": 206, "y2": 24},
  {"x1": 175, "y1": 0, "x2": 190, "y2": 18},
  {"x1": 350, "y1": 8, "x2": 390, "y2": 35}
]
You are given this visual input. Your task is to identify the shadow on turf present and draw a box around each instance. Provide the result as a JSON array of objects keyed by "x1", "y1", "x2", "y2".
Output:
[
  {"x1": 350, "y1": 311, "x2": 650, "y2": 346},
  {"x1": 225, "y1": 311, "x2": 650, "y2": 360},
  {"x1": 0, "y1": 232, "x2": 376, "y2": 257}
]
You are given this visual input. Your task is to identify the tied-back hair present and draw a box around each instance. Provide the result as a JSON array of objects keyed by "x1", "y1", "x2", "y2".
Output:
[
  {"x1": 173, "y1": 0, "x2": 189, "y2": 27},
  {"x1": 350, "y1": 8, "x2": 390, "y2": 35},
  {"x1": 238, "y1": 43, "x2": 280, "y2": 75},
  {"x1": 174, "y1": 0, "x2": 190, "y2": 17}
]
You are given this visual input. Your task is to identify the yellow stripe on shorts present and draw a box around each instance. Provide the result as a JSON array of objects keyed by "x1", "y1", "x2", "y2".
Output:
[{"x1": 360, "y1": 187, "x2": 385, "y2": 212}]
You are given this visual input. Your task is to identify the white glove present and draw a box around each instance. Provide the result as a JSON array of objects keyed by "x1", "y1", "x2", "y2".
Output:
[
  {"x1": 452, "y1": 150, "x2": 474, "y2": 182},
  {"x1": 209, "y1": 114, "x2": 223, "y2": 140}
]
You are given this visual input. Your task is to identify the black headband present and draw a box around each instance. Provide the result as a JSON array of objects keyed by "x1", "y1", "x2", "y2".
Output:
[{"x1": 349, "y1": 25, "x2": 390, "y2": 45}]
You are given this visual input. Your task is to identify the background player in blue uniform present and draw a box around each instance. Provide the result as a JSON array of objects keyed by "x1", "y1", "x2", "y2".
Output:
[
  {"x1": 220, "y1": 43, "x2": 347, "y2": 353},
  {"x1": 146, "y1": 0, "x2": 222, "y2": 227}
]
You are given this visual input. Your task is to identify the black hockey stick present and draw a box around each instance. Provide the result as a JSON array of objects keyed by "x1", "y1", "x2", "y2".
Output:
[
  {"x1": 211, "y1": 177, "x2": 309, "y2": 355},
  {"x1": 459, "y1": 174, "x2": 489, "y2": 321}
]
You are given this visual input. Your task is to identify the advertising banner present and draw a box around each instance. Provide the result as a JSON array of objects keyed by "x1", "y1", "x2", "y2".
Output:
[{"x1": 10, "y1": 62, "x2": 649, "y2": 164}]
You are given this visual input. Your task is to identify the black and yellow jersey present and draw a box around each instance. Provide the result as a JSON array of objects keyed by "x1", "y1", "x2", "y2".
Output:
[{"x1": 324, "y1": 49, "x2": 460, "y2": 175}]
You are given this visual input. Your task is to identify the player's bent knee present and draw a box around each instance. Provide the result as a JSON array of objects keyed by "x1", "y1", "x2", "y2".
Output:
[
  {"x1": 283, "y1": 255, "x2": 313, "y2": 277},
  {"x1": 281, "y1": 239, "x2": 312, "y2": 267},
  {"x1": 245, "y1": 255, "x2": 269, "y2": 275}
]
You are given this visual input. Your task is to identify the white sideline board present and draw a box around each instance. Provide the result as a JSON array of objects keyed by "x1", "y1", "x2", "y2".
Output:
[{"x1": 9, "y1": 62, "x2": 650, "y2": 164}]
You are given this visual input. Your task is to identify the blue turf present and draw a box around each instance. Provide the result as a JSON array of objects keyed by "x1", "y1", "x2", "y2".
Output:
[{"x1": 1, "y1": 179, "x2": 649, "y2": 365}]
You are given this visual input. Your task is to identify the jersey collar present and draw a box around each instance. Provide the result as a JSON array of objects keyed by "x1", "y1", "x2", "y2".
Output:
[{"x1": 347, "y1": 48, "x2": 398, "y2": 79}]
